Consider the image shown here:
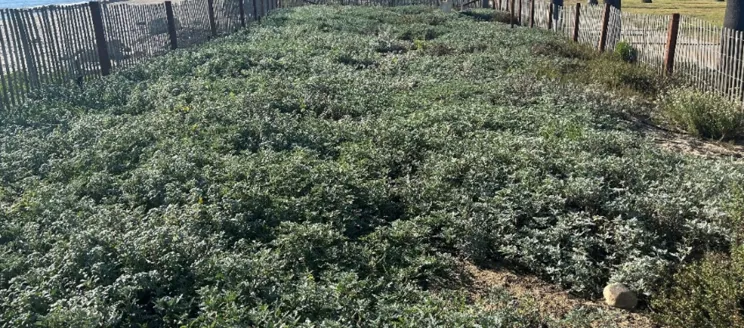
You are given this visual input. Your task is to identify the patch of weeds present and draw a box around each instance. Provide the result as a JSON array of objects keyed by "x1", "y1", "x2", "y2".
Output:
[
  {"x1": 531, "y1": 39, "x2": 662, "y2": 96},
  {"x1": 397, "y1": 23, "x2": 446, "y2": 41},
  {"x1": 533, "y1": 55, "x2": 663, "y2": 97},
  {"x1": 460, "y1": 9, "x2": 497, "y2": 22},
  {"x1": 532, "y1": 40, "x2": 594, "y2": 60},
  {"x1": 589, "y1": 59, "x2": 663, "y2": 96},
  {"x1": 652, "y1": 247, "x2": 744, "y2": 328},
  {"x1": 375, "y1": 39, "x2": 410, "y2": 54},
  {"x1": 531, "y1": 60, "x2": 585, "y2": 81},
  {"x1": 614, "y1": 41, "x2": 638, "y2": 63},
  {"x1": 413, "y1": 39, "x2": 454, "y2": 56},
  {"x1": 413, "y1": 39, "x2": 427, "y2": 50},
  {"x1": 658, "y1": 87, "x2": 744, "y2": 140},
  {"x1": 492, "y1": 11, "x2": 521, "y2": 25}
]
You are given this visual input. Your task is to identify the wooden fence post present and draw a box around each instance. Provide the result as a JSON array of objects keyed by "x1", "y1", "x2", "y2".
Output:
[
  {"x1": 529, "y1": 0, "x2": 534, "y2": 28},
  {"x1": 252, "y1": 0, "x2": 258, "y2": 20},
  {"x1": 510, "y1": 0, "x2": 515, "y2": 27},
  {"x1": 238, "y1": 0, "x2": 246, "y2": 27},
  {"x1": 164, "y1": 1, "x2": 178, "y2": 49},
  {"x1": 598, "y1": 2, "x2": 610, "y2": 52},
  {"x1": 547, "y1": 4, "x2": 553, "y2": 30},
  {"x1": 88, "y1": 1, "x2": 111, "y2": 76},
  {"x1": 517, "y1": 0, "x2": 522, "y2": 24},
  {"x1": 572, "y1": 3, "x2": 580, "y2": 42},
  {"x1": 664, "y1": 13, "x2": 680, "y2": 75},
  {"x1": 207, "y1": 0, "x2": 217, "y2": 37}
]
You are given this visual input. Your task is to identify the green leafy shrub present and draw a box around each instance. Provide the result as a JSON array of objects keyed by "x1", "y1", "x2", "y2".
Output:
[
  {"x1": 727, "y1": 184, "x2": 744, "y2": 244},
  {"x1": 1, "y1": 5, "x2": 743, "y2": 327},
  {"x1": 461, "y1": 9, "x2": 502, "y2": 23},
  {"x1": 652, "y1": 247, "x2": 744, "y2": 328},
  {"x1": 614, "y1": 41, "x2": 638, "y2": 63},
  {"x1": 532, "y1": 40, "x2": 594, "y2": 60},
  {"x1": 460, "y1": 9, "x2": 521, "y2": 25},
  {"x1": 587, "y1": 57, "x2": 663, "y2": 96},
  {"x1": 659, "y1": 87, "x2": 744, "y2": 140},
  {"x1": 530, "y1": 39, "x2": 662, "y2": 97}
]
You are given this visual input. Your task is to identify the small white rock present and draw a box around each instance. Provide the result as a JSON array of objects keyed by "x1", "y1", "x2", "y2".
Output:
[{"x1": 603, "y1": 283, "x2": 637, "y2": 309}]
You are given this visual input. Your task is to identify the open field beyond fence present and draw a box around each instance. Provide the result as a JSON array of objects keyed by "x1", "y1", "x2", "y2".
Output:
[
  {"x1": 565, "y1": 0, "x2": 725, "y2": 25},
  {"x1": 497, "y1": 0, "x2": 744, "y2": 105}
]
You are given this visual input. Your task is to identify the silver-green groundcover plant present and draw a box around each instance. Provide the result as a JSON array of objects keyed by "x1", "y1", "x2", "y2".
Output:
[{"x1": 0, "y1": 5, "x2": 742, "y2": 327}]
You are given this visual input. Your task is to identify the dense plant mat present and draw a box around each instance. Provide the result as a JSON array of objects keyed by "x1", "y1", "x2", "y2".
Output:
[{"x1": 1, "y1": 5, "x2": 743, "y2": 327}]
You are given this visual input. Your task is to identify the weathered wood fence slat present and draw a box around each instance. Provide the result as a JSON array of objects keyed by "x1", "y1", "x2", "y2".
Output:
[{"x1": 3, "y1": 0, "x2": 744, "y2": 111}]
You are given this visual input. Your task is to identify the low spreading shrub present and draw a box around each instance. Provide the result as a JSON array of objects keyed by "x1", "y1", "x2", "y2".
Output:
[
  {"x1": 614, "y1": 41, "x2": 638, "y2": 63},
  {"x1": 652, "y1": 247, "x2": 744, "y2": 328},
  {"x1": 1, "y1": 5, "x2": 743, "y2": 327},
  {"x1": 460, "y1": 9, "x2": 500, "y2": 22},
  {"x1": 590, "y1": 59, "x2": 662, "y2": 95},
  {"x1": 530, "y1": 40, "x2": 663, "y2": 97},
  {"x1": 532, "y1": 40, "x2": 594, "y2": 60},
  {"x1": 659, "y1": 87, "x2": 744, "y2": 140}
]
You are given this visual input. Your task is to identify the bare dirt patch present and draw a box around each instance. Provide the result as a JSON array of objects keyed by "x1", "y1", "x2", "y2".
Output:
[
  {"x1": 648, "y1": 128, "x2": 744, "y2": 161},
  {"x1": 624, "y1": 114, "x2": 744, "y2": 161},
  {"x1": 467, "y1": 264, "x2": 657, "y2": 328}
]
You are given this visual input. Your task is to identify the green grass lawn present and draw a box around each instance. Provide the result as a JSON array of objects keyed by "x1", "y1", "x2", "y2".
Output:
[
  {"x1": 565, "y1": 0, "x2": 726, "y2": 25},
  {"x1": 1, "y1": 5, "x2": 743, "y2": 327}
]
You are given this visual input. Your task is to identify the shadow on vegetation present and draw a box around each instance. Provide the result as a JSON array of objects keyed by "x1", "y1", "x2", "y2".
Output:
[
  {"x1": 461, "y1": 9, "x2": 522, "y2": 26},
  {"x1": 528, "y1": 37, "x2": 744, "y2": 145}
]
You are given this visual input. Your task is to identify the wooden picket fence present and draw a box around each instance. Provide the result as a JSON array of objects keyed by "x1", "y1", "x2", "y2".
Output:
[
  {"x1": 496, "y1": 0, "x2": 744, "y2": 105},
  {"x1": 0, "y1": 0, "x2": 278, "y2": 110},
  {"x1": 3, "y1": 0, "x2": 744, "y2": 110},
  {"x1": 0, "y1": 0, "x2": 499, "y2": 112}
]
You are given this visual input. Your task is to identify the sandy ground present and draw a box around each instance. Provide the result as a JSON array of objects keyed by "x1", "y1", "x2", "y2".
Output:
[
  {"x1": 645, "y1": 123, "x2": 744, "y2": 162},
  {"x1": 467, "y1": 264, "x2": 657, "y2": 328}
]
